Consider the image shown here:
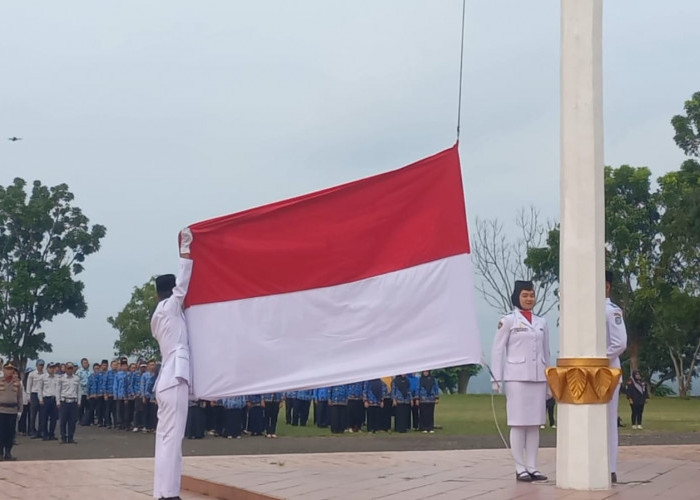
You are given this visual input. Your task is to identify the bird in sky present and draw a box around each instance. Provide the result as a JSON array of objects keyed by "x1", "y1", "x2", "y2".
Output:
[{"x1": 8, "y1": 137, "x2": 22, "y2": 141}]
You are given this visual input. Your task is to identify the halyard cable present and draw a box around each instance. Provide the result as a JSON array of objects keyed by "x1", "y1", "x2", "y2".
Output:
[{"x1": 456, "y1": 0, "x2": 467, "y2": 141}]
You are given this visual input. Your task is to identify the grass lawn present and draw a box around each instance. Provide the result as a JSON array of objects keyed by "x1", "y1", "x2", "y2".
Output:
[{"x1": 278, "y1": 394, "x2": 700, "y2": 437}]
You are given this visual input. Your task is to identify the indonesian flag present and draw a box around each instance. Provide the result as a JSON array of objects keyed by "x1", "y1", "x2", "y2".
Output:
[{"x1": 185, "y1": 144, "x2": 481, "y2": 398}]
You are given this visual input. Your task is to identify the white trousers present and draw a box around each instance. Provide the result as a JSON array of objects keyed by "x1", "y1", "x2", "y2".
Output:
[
  {"x1": 607, "y1": 384, "x2": 620, "y2": 474},
  {"x1": 153, "y1": 382, "x2": 188, "y2": 499},
  {"x1": 509, "y1": 426, "x2": 540, "y2": 474}
]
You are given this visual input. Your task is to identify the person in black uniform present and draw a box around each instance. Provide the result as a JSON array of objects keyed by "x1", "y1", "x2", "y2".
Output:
[{"x1": 625, "y1": 370, "x2": 650, "y2": 429}]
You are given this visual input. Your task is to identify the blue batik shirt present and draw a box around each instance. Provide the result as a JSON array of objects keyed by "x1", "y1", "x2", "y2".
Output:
[
  {"x1": 407, "y1": 374, "x2": 420, "y2": 399},
  {"x1": 246, "y1": 394, "x2": 263, "y2": 406},
  {"x1": 221, "y1": 396, "x2": 246, "y2": 409},
  {"x1": 114, "y1": 371, "x2": 127, "y2": 399},
  {"x1": 418, "y1": 377, "x2": 440, "y2": 402},
  {"x1": 129, "y1": 371, "x2": 142, "y2": 397},
  {"x1": 363, "y1": 380, "x2": 387, "y2": 405},
  {"x1": 314, "y1": 387, "x2": 330, "y2": 401},
  {"x1": 392, "y1": 377, "x2": 413, "y2": 404},
  {"x1": 347, "y1": 382, "x2": 364, "y2": 399},
  {"x1": 87, "y1": 372, "x2": 100, "y2": 397},
  {"x1": 105, "y1": 369, "x2": 116, "y2": 396},
  {"x1": 296, "y1": 389, "x2": 314, "y2": 401},
  {"x1": 262, "y1": 392, "x2": 283, "y2": 402},
  {"x1": 329, "y1": 384, "x2": 348, "y2": 405}
]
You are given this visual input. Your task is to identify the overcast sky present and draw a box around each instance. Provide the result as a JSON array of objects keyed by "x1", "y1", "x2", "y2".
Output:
[{"x1": 2, "y1": 1, "x2": 699, "y2": 390}]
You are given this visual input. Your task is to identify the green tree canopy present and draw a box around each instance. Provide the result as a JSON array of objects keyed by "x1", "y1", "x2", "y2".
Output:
[
  {"x1": 0, "y1": 178, "x2": 106, "y2": 371},
  {"x1": 108, "y1": 278, "x2": 160, "y2": 361},
  {"x1": 672, "y1": 91, "x2": 700, "y2": 157}
]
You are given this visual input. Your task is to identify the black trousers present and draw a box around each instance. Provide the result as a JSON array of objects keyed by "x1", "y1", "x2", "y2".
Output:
[
  {"x1": 79, "y1": 395, "x2": 88, "y2": 424},
  {"x1": 247, "y1": 406, "x2": 264, "y2": 435},
  {"x1": 285, "y1": 397, "x2": 296, "y2": 424},
  {"x1": 95, "y1": 396, "x2": 105, "y2": 426},
  {"x1": 293, "y1": 399, "x2": 311, "y2": 426},
  {"x1": 104, "y1": 396, "x2": 115, "y2": 427},
  {"x1": 0, "y1": 412, "x2": 17, "y2": 456},
  {"x1": 83, "y1": 397, "x2": 96, "y2": 426},
  {"x1": 411, "y1": 399, "x2": 420, "y2": 430},
  {"x1": 40, "y1": 396, "x2": 58, "y2": 438},
  {"x1": 419, "y1": 402, "x2": 435, "y2": 431},
  {"x1": 29, "y1": 392, "x2": 40, "y2": 436},
  {"x1": 347, "y1": 399, "x2": 365, "y2": 431},
  {"x1": 330, "y1": 404, "x2": 347, "y2": 434},
  {"x1": 315, "y1": 401, "x2": 330, "y2": 428},
  {"x1": 264, "y1": 401, "x2": 280, "y2": 435},
  {"x1": 125, "y1": 399, "x2": 135, "y2": 428},
  {"x1": 224, "y1": 408, "x2": 243, "y2": 437},
  {"x1": 146, "y1": 400, "x2": 158, "y2": 430},
  {"x1": 115, "y1": 399, "x2": 125, "y2": 429},
  {"x1": 18, "y1": 404, "x2": 30, "y2": 434},
  {"x1": 366, "y1": 405, "x2": 382, "y2": 432},
  {"x1": 133, "y1": 397, "x2": 145, "y2": 429},
  {"x1": 186, "y1": 404, "x2": 206, "y2": 438},
  {"x1": 630, "y1": 403, "x2": 645, "y2": 425},
  {"x1": 546, "y1": 399, "x2": 556, "y2": 426},
  {"x1": 394, "y1": 403, "x2": 411, "y2": 433},
  {"x1": 59, "y1": 402, "x2": 79, "y2": 441},
  {"x1": 381, "y1": 397, "x2": 393, "y2": 431}
]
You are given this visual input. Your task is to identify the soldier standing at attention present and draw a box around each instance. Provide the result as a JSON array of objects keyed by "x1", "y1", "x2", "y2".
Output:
[
  {"x1": 605, "y1": 270, "x2": 627, "y2": 484},
  {"x1": 0, "y1": 361, "x2": 23, "y2": 460}
]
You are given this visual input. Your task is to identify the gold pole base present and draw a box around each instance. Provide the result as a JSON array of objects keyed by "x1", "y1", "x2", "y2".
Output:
[{"x1": 546, "y1": 358, "x2": 621, "y2": 404}]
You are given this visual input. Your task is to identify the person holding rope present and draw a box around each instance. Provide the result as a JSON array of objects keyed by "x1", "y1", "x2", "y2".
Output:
[{"x1": 491, "y1": 280, "x2": 550, "y2": 482}]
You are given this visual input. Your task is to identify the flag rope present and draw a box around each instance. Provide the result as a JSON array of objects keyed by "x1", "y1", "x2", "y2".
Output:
[{"x1": 456, "y1": 0, "x2": 467, "y2": 141}]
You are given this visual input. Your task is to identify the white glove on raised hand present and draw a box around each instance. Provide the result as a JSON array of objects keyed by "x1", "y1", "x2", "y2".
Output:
[
  {"x1": 491, "y1": 381, "x2": 502, "y2": 394},
  {"x1": 179, "y1": 227, "x2": 193, "y2": 255}
]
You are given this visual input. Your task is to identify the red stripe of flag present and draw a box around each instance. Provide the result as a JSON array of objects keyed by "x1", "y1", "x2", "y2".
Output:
[{"x1": 186, "y1": 143, "x2": 470, "y2": 306}]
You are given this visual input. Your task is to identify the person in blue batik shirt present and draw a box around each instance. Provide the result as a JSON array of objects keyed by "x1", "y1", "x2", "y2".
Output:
[
  {"x1": 263, "y1": 392, "x2": 283, "y2": 437},
  {"x1": 221, "y1": 396, "x2": 246, "y2": 438},
  {"x1": 293, "y1": 390, "x2": 313, "y2": 427},
  {"x1": 113, "y1": 360, "x2": 128, "y2": 430},
  {"x1": 246, "y1": 395, "x2": 265, "y2": 436},
  {"x1": 392, "y1": 375, "x2": 412, "y2": 433},
  {"x1": 86, "y1": 363, "x2": 101, "y2": 426},
  {"x1": 313, "y1": 387, "x2": 330, "y2": 428},
  {"x1": 104, "y1": 359, "x2": 118, "y2": 429},
  {"x1": 363, "y1": 379, "x2": 387, "y2": 433},
  {"x1": 96, "y1": 360, "x2": 108, "y2": 427},
  {"x1": 76, "y1": 358, "x2": 91, "y2": 426},
  {"x1": 284, "y1": 391, "x2": 297, "y2": 425},
  {"x1": 347, "y1": 382, "x2": 365, "y2": 433},
  {"x1": 407, "y1": 373, "x2": 420, "y2": 431},
  {"x1": 329, "y1": 385, "x2": 348, "y2": 434},
  {"x1": 417, "y1": 370, "x2": 439, "y2": 433}
]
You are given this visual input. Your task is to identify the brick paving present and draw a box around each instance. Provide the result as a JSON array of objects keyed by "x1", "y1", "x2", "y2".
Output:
[{"x1": 0, "y1": 445, "x2": 698, "y2": 499}]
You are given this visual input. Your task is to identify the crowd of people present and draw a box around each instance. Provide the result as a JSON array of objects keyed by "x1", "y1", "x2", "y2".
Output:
[{"x1": 0, "y1": 355, "x2": 441, "y2": 461}]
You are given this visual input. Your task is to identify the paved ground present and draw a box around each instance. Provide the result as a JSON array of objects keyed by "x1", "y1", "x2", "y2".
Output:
[
  {"x1": 2, "y1": 445, "x2": 699, "y2": 499},
  {"x1": 11, "y1": 424, "x2": 700, "y2": 461}
]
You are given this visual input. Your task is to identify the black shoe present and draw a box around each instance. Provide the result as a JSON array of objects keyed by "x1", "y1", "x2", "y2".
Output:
[
  {"x1": 611, "y1": 472, "x2": 617, "y2": 484},
  {"x1": 4, "y1": 453, "x2": 16, "y2": 461},
  {"x1": 516, "y1": 471, "x2": 533, "y2": 482},
  {"x1": 68, "y1": 439, "x2": 77, "y2": 444},
  {"x1": 30, "y1": 435, "x2": 41, "y2": 440},
  {"x1": 158, "y1": 497, "x2": 182, "y2": 500},
  {"x1": 529, "y1": 471, "x2": 548, "y2": 481}
]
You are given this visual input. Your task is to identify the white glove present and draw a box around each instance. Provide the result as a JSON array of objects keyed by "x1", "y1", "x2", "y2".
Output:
[
  {"x1": 180, "y1": 227, "x2": 193, "y2": 255},
  {"x1": 491, "y1": 381, "x2": 502, "y2": 394}
]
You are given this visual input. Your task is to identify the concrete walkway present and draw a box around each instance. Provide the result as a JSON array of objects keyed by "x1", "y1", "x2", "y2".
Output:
[{"x1": 0, "y1": 445, "x2": 698, "y2": 499}]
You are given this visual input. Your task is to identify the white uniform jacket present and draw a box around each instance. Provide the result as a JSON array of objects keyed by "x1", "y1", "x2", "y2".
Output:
[
  {"x1": 491, "y1": 309, "x2": 550, "y2": 383},
  {"x1": 151, "y1": 258, "x2": 193, "y2": 393},
  {"x1": 605, "y1": 298, "x2": 627, "y2": 369}
]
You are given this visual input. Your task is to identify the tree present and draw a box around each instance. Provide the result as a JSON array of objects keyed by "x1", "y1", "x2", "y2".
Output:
[
  {"x1": 651, "y1": 290, "x2": 700, "y2": 397},
  {"x1": 108, "y1": 278, "x2": 160, "y2": 361},
  {"x1": 432, "y1": 364, "x2": 482, "y2": 394},
  {"x1": 472, "y1": 206, "x2": 558, "y2": 317},
  {"x1": 672, "y1": 91, "x2": 700, "y2": 158},
  {"x1": 0, "y1": 178, "x2": 106, "y2": 372}
]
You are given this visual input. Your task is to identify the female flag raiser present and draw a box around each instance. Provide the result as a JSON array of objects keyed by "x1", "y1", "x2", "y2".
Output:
[{"x1": 184, "y1": 144, "x2": 481, "y2": 398}]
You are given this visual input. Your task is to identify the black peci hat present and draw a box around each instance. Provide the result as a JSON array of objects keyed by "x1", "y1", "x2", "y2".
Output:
[
  {"x1": 511, "y1": 280, "x2": 534, "y2": 309},
  {"x1": 155, "y1": 274, "x2": 176, "y2": 294},
  {"x1": 605, "y1": 270, "x2": 614, "y2": 284}
]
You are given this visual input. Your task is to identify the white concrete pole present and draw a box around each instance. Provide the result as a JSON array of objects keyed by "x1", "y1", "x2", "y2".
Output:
[{"x1": 557, "y1": 0, "x2": 610, "y2": 490}]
